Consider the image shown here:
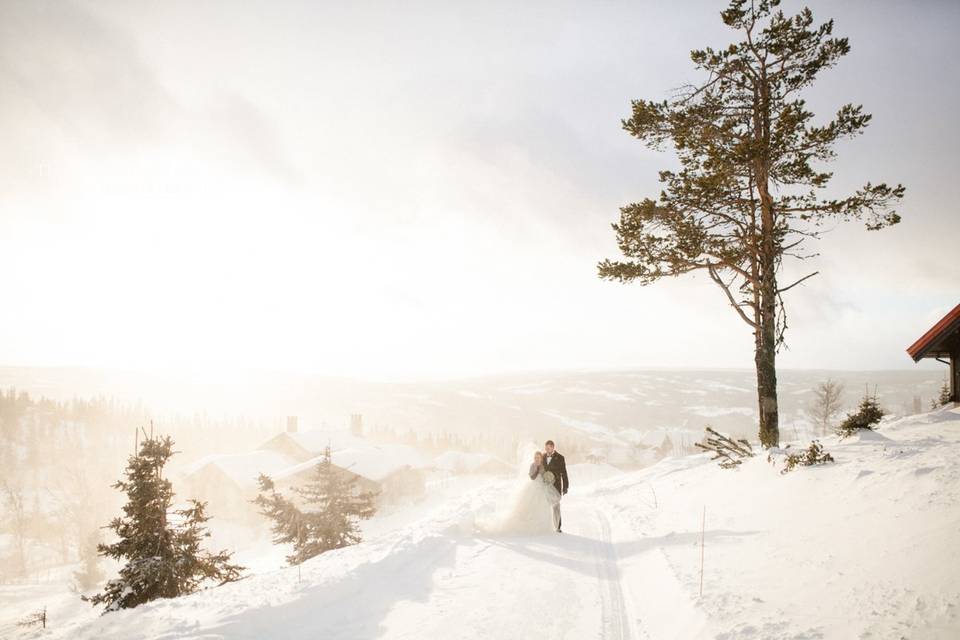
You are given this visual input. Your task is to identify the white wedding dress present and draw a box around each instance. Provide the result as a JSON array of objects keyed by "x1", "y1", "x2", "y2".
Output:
[{"x1": 480, "y1": 465, "x2": 561, "y2": 535}]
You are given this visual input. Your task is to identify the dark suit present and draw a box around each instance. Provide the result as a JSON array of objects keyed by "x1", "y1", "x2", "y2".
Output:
[{"x1": 543, "y1": 451, "x2": 568, "y2": 531}]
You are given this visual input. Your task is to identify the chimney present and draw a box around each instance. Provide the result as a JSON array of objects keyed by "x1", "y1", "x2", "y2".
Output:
[{"x1": 286, "y1": 416, "x2": 298, "y2": 434}]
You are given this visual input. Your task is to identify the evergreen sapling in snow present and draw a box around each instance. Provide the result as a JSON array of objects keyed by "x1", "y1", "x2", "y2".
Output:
[
  {"x1": 836, "y1": 391, "x2": 885, "y2": 438},
  {"x1": 932, "y1": 380, "x2": 952, "y2": 409}
]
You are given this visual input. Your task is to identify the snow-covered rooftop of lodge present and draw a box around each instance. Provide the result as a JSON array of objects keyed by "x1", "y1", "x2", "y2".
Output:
[
  {"x1": 262, "y1": 428, "x2": 368, "y2": 455},
  {"x1": 274, "y1": 443, "x2": 429, "y2": 483},
  {"x1": 183, "y1": 450, "x2": 300, "y2": 488}
]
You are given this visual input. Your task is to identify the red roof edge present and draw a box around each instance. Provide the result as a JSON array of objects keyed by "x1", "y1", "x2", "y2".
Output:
[{"x1": 906, "y1": 303, "x2": 960, "y2": 361}]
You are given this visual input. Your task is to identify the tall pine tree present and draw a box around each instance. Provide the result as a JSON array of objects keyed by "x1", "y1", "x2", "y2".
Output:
[
  {"x1": 87, "y1": 433, "x2": 243, "y2": 612},
  {"x1": 598, "y1": 0, "x2": 903, "y2": 447}
]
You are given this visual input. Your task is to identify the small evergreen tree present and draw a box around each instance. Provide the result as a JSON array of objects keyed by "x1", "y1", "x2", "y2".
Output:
[
  {"x1": 932, "y1": 380, "x2": 952, "y2": 409},
  {"x1": 836, "y1": 392, "x2": 885, "y2": 437},
  {"x1": 254, "y1": 447, "x2": 377, "y2": 565},
  {"x1": 87, "y1": 433, "x2": 243, "y2": 612}
]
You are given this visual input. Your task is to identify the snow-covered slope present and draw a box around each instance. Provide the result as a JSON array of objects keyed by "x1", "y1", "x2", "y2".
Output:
[{"x1": 24, "y1": 407, "x2": 960, "y2": 639}]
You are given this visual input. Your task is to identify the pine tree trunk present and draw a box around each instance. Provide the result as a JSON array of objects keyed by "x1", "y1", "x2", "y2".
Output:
[
  {"x1": 755, "y1": 308, "x2": 779, "y2": 448},
  {"x1": 753, "y1": 70, "x2": 780, "y2": 449},
  {"x1": 755, "y1": 180, "x2": 780, "y2": 448}
]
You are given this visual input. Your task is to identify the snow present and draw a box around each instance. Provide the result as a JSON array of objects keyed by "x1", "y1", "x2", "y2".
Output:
[
  {"x1": 431, "y1": 451, "x2": 511, "y2": 474},
  {"x1": 566, "y1": 462, "x2": 622, "y2": 485},
  {"x1": 284, "y1": 428, "x2": 367, "y2": 455},
  {"x1": 563, "y1": 387, "x2": 637, "y2": 402},
  {"x1": 682, "y1": 405, "x2": 755, "y2": 418},
  {"x1": 539, "y1": 410, "x2": 618, "y2": 439},
  {"x1": 14, "y1": 406, "x2": 960, "y2": 639}
]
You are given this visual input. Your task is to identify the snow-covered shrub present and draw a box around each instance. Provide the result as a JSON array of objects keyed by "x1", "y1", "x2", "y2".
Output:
[
  {"x1": 17, "y1": 607, "x2": 46, "y2": 629},
  {"x1": 780, "y1": 440, "x2": 835, "y2": 474},
  {"x1": 836, "y1": 393, "x2": 885, "y2": 438}
]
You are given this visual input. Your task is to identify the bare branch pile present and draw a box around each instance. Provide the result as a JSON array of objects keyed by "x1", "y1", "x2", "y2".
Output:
[{"x1": 695, "y1": 426, "x2": 755, "y2": 469}]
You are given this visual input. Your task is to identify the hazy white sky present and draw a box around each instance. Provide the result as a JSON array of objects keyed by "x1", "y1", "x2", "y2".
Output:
[{"x1": 1, "y1": 0, "x2": 957, "y2": 378}]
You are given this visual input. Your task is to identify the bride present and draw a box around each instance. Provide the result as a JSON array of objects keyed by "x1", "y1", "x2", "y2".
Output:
[{"x1": 480, "y1": 450, "x2": 560, "y2": 535}]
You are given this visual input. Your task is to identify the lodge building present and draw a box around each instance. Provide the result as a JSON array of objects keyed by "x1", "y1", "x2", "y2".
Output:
[{"x1": 907, "y1": 303, "x2": 960, "y2": 404}]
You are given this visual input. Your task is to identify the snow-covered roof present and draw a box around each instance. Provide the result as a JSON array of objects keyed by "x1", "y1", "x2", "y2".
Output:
[
  {"x1": 183, "y1": 450, "x2": 299, "y2": 488},
  {"x1": 274, "y1": 443, "x2": 429, "y2": 484},
  {"x1": 286, "y1": 428, "x2": 366, "y2": 454}
]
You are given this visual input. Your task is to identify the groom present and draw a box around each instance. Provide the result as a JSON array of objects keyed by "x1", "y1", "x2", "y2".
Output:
[{"x1": 543, "y1": 440, "x2": 569, "y2": 533}]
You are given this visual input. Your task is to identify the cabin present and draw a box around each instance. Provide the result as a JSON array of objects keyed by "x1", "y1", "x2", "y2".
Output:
[
  {"x1": 181, "y1": 449, "x2": 300, "y2": 523},
  {"x1": 182, "y1": 434, "x2": 430, "y2": 521},
  {"x1": 274, "y1": 445, "x2": 428, "y2": 505},
  {"x1": 257, "y1": 426, "x2": 367, "y2": 463},
  {"x1": 907, "y1": 303, "x2": 960, "y2": 404}
]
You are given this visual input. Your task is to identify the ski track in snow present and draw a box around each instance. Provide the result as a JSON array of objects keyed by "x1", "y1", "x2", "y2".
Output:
[{"x1": 588, "y1": 506, "x2": 632, "y2": 640}]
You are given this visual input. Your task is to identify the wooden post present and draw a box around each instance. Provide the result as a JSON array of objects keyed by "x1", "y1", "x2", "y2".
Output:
[
  {"x1": 951, "y1": 349, "x2": 958, "y2": 403},
  {"x1": 699, "y1": 506, "x2": 706, "y2": 598}
]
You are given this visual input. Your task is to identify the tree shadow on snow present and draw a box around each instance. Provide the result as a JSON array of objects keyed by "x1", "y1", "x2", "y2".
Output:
[
  {"x1": 614, "y1": 529, "x2": 760, "y2": 559},
  {"x1": 204, "y1": 535, "x2": 459, "y2": 640},
  {"x1": 476, "y1": 533, "x2": 617, "y2": 579}
]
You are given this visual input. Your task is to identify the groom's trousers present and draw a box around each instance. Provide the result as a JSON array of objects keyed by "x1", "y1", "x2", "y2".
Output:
[{"x1": 552, "y1": 499, "x2": 562, "y2": 532}]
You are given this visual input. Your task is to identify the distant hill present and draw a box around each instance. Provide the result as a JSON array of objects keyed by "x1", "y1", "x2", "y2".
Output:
[{"x1": 0, "y1": 366, "x2": 944, "y2": 446}]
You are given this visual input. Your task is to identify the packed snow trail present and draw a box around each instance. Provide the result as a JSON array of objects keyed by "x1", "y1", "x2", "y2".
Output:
[{"x1": 375, "y1": 498, "x2": 636, "y2": 639}]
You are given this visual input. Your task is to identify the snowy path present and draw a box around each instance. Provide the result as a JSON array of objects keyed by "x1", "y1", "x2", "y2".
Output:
[{"x1": 376, "y1": 498, "x2": 636, "y2": 640}]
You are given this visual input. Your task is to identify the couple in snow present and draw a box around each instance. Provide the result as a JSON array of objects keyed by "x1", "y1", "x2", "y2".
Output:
[
  {"x1": 526, "y1": 440, "x2": 569, "y2": 533},
  {"x1": 480, "y1": 439, "x2": 570, "y2": 535}
]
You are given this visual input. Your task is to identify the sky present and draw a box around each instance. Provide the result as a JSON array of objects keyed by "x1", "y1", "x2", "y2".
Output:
[{"x1": 0, "y1": 0, "x2": 958, "y2": 379}]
